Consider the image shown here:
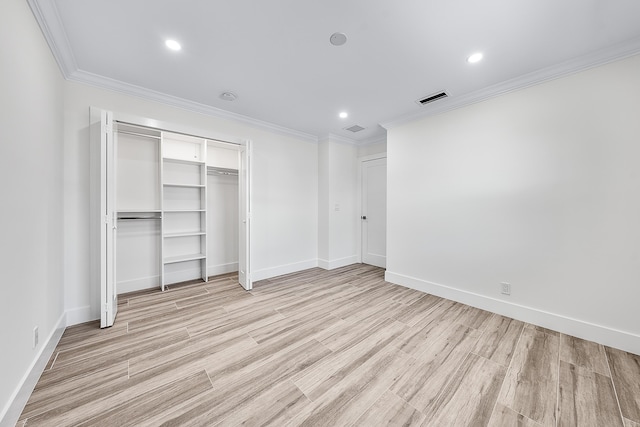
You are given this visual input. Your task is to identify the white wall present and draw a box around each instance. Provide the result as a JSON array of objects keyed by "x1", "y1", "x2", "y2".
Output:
[
  {"x1": 385, "y1": 53, "x2": 640, "y2": 355},
  {"x1": 317, "y1": 138, "x2": 359, "y2": 269},
  {"x1": 63, "y1": 81, "x2": 318, "y2": 322},
  {"x1": 0, "y1": 0, "x2": 65, "y2": 421},
  {"x1": 358, "y1": 140, "x2": 387, "y2": 157}
]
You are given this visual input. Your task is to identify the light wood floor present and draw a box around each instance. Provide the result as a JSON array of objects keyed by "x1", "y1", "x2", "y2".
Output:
[{"x1": 18, "y1": 264, "x2": 640, "y2": 426}]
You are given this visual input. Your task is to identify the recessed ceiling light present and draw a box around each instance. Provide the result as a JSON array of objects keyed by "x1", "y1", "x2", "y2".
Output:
[
  {"x1": 220, "y1": 92, "x2": 237, "y2": 101},
  {"x1": 467, "y1": 52, "x2": 483, "y2": 63},
  {"x1": 165, "y1": 39, "x2": 181, "y2": 51},
  {"x1": 339, "y1": 111, "x2": 348, "y2": 119},
  {"x1": 330, "y1": 32, "x2": 348, "y2": 46}
]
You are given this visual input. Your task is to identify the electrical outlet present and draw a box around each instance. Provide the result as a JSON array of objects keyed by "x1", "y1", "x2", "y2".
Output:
[
  {"x1": 500, "y1": 282, "x2": 511, "y2": 296},
  {"x1": 33, "y1": 326, "x2": 39, "y2": 349}
]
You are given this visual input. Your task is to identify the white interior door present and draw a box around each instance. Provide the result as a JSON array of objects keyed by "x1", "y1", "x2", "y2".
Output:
[
  {"x1": 238, "y1": 142, "x2": 252, "y2": 290},
  {"x1": 361, "y1": 157, "x2": 387, "y2": 268},
  {"x1": 100, "y1": 110, "x2": 118, "y2": 327}
]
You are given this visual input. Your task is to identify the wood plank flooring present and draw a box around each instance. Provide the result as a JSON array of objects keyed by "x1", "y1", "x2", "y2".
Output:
[{"x1": 18, "y1": 264, "x2": 640, "y2": 426}]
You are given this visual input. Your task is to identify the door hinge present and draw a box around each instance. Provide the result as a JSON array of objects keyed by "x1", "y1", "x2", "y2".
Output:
[
  {"x1": 104, "y1": 303, "x2": 109, "y2": 313},
  {"x1": 103, "y1": 215, "x2": 110, "y2": 225}
]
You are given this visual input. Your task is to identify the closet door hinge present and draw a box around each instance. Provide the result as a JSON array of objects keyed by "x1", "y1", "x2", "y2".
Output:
[
  {"x1": 104, "y1": 303, "x2": 109, "y2": 313},
  {"x1": 103, "y1": 215, "x2": 110, "y2": 225}
]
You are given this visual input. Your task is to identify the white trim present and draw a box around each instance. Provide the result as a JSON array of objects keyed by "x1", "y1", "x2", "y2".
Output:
[
  {"x1": 319, "y1": 133, "x2": 388, "y2": 147},
  {"x1": 27, "y1": 0, "x2": 318, "y2": 144},
  {"x1": 385, "y1": 270, "x2": 640, "y2": 356},
  {"x1": 207, "y1": 262, "x2": 239, "y2": 277},
  {"x1": 26, "y1": 0, "x2": 77, "y2": 77},
  {"x1": 71, "y1": 70, "x2": 318, "y2": 143},
  {"x1": 357, "y1": 153, "x2": 387, "y2": 266},
  {"x1": 318, "y1": 255, "x2": 359, "y2": 270},
  {"x1": 319, "y1": 133, "x2": 359, "y2": 146},
  {"x1": 0, "y1": 312, "x2": 66, "y2": 427},
  {"x1": 381, "y1": 38, "x2": 640, "y2": 130},
  {"x1": 65, "y1": 305, "x2": 94, "y2": 326},
  {"x1": 359, "y1": 134, "x2": 387, "y2": 146},
  {"x1": 252, "y1": 259, "x2": 319, "y2": 282}
]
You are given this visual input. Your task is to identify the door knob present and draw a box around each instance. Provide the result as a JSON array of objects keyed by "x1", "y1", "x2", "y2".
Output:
[{"x1": 361, "y1": 216, "x2": 367, "y2": 220}]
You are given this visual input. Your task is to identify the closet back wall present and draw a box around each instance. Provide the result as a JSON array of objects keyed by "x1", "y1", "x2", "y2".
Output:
[
  {"x1": 207, "y1": 145, "x2": 239, "y2": 277},
  {"x1": 116, "y1": 131, "x2": 161, "y2": 293},
  {"x1": 63, "y1": 81, "x2": 318, "y2": 324}
]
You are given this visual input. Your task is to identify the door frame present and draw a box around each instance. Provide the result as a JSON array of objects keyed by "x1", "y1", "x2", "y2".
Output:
[
  {"x1": 356, "y1": 152, "x2": 387, "y2": 264},
  {"x1": 90, "y1": 108, "x2": 253, "y2": 327}
]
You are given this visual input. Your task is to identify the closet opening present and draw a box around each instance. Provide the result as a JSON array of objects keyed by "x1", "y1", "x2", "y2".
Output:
[{"x1": 91, "y1": 108, "x2": 251, "y2": 328}]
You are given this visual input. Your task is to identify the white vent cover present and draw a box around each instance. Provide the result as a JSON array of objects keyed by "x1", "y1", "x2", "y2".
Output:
[{"x1": 345, "y1": 125, "x2": 365, "y2": 133}]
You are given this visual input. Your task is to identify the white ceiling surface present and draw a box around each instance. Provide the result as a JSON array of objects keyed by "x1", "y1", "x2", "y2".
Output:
[{"x1": 34, "y1": 0, "x2": 640, "y2": 143}]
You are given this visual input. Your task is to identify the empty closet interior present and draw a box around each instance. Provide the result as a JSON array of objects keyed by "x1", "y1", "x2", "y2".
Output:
[{"x1": 115, "y1": 122, "x2": 240, "y2": 293}]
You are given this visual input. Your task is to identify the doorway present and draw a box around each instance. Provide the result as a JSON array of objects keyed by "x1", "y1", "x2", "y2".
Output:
[{"x1": 359, "y1": 155, "x2": 387, "y2": 268}]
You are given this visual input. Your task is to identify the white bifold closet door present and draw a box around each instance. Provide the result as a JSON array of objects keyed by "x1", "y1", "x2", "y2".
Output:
[
  {"x1": 238, "y1": 144, "x2": 251, "y2": 290},
  {"x1": 95, "y1": 109, "x2": 118, "y2": 328}
]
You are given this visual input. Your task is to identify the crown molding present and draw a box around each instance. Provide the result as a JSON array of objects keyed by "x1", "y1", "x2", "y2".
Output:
[
  {"x1": 27, "y1": 0, "x2": 77, "y2": 77},
  {"x1": 28, "y1": 0, "x2": 318, "y2": 144},
  {"x1": 381, "y1": 37, "x2": 640, "y2": 130},
  {"x1": 69, "y1": 70, "x2": 318, "y2": 143},
  {"x1": 319, "y1": 132, "x2": 387, "y2": 147},
  {"x1": 359, "y1": 134, "x2": 387, "y2": 146}
]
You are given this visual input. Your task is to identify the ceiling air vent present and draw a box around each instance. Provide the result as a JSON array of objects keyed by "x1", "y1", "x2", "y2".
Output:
[
  {"x1": 345, "y1": 125, "x2": 365, "y2": 133},
  {"x1": 416, "y1": 91, "x2": 448, "y2": 106}
]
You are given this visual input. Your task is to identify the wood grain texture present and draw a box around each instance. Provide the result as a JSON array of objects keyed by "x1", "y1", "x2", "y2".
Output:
[
  {"x1": 16, "y1": 265, "x2": 637, "y2": 426},
  {"x1": 557, "y1": 361, "x2": 623, "y2": 427},
  {"x1": 607, "y1": 346, "x2": 640, "y2": 423},
  {"x1": 391, "y1": 323, "x2": 482, "y2": 412},
  {"x1": 626, "y1": 417, "x2": 640, "y2": 427},
  {"x1": 488, "y1": 404, "x2": 543, "y2": 427},
  {"x1": 422, "y1": 353, "x2": 506, "y2": 426},
  {"x1": 497, "y1": 327, "x2": 559, "y2": 426},
  {"x1": 353, "y1": 390, "x2": 425, "y2": 427},
  {"x1": 560, "y1": 334, "x2": 609, "y2": 376},
  {"x1": 473, "y1": 314, "x2": 525, "y2": 366}
]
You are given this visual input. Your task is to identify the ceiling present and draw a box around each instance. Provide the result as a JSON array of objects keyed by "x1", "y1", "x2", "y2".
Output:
[{"x1": 30, "y1": 0, "x2": 640, "y2": 144}]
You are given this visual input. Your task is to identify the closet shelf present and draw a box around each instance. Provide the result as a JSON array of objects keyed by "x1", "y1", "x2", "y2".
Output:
[
  {"x1": 164, "y1": 253, "x2": 206, "y2": 264},
  {"x1": 118, "y1": 209, "x2": 162, "y2": 213},
  {"x1": 163, "y1": 209, "x2": 205, "y2": 213},
  {"x1": 163, "y1": 157, "x2": 205, "y2": 166},
  {"x1": 164, "y1": 231, "x2": 206, "y2": 238},
  {"x1": 162, "y1": 183, "x2": 205, "y2": 188}
]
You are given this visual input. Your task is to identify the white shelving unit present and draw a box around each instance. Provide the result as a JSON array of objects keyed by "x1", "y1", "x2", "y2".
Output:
[{"x1": 161, "y1": 132, "x2": 208, "y2": 290}]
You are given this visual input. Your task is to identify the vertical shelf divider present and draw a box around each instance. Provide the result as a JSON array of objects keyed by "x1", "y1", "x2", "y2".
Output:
[{"x1": 161, "y1": 132, "x2": 208, "y2": 290}]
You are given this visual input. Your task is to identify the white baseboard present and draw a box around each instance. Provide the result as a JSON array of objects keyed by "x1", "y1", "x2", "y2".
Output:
[
  {"x1": 65, "y1": 305, "x2": 94, "y2": 326},
  {"x1": 252, "y1": 259, "x2": 319, "y2": 282},
  {"x1": 318, "y1": 255, "x2": 359, "y2": 270},
  {"x1": 385, "y1": 271, "x2": 640, "y2": 356},
  {"x1": 207, "y1": 262, "x2": 238, "y2": 277},
  {"x1": 0, "y1": 312, "x2": 67, "y2": 427}
]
